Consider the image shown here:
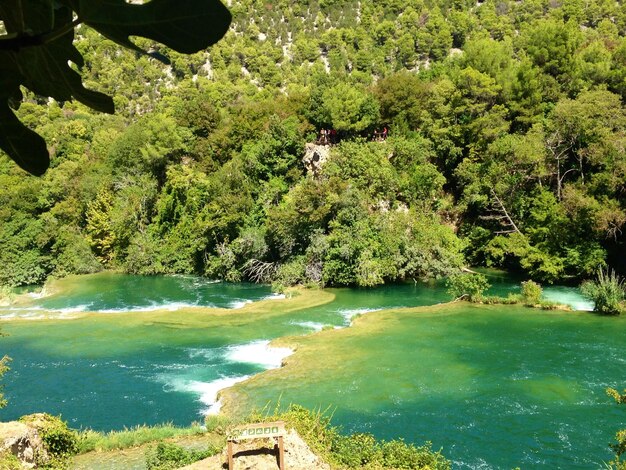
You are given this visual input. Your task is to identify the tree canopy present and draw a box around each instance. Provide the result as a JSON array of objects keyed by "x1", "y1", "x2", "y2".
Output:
[{"x1": 0, "y1": 0, "x2": 624, "y2": 288}]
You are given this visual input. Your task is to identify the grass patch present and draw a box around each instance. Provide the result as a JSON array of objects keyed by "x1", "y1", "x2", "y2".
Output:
[
  {"x1": 78, "y1": 423, "x2": 206, "y2": 453},
  {"x1": 145, "y1": 441, "x2": 220, "y2": 470}
]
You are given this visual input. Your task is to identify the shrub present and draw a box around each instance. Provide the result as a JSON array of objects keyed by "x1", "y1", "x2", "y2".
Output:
[
  {"x1": 446, "y1": 273, "x2": 490, "y2": 302},
  {"x1": 0, "y1": 285, "x2": 14, "y2": 304},
  {"x1": 520, "y1": 280, "x2": 542, "y2": 306},
  {"x1": 273, "y1": 256, "x2": 307, "y2": 287},
  {"x1": 381, "y1": 439, "x2": 450, "y2": 469},
  {"x1": 145, "y1": 442, "x2": 218, "y2": 470},
  {"x1": 581, "y1": 270, "x2": 625, "y2": 315},
  {"x1": 205, "y1": 414, "x2": 234, "y2": 435},
  {"x1": 608, "y1": 388, "x2": 626, "y2": 469},
  {"x1": 332, "y1": 432, "x2": 382, "y2": 467},
  {"x1": 19, "y1": 414, "x2": 79, "y2": 469}
]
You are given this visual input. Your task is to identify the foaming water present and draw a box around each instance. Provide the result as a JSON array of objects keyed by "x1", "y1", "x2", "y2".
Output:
[
  {"x1": 1, "y1": 273, "x2": 273, "y2": 318},
  {"x1": 229, "y1": 293, "x2": 286, "y2": 309},
  {"x1": 166, "y1": 376, "x2": 251, "y2": 415},
  {"x1": 542, "y1": 286, "x2": 594, "y2": 311},
  {"x1": 97, "y1": 302, "x2": 205, "y2": 313},
  {"x1": 225, "y1": 341, "x2": 293, "y2": 369},
  {"x1": 290, "y1": 321, "x2": 326, "y2": 332},
  {"x1": 337, "y1": 308, "x2": 383, "y2": 325},
  {"x1": 229, "y1": 300, "x2": 253, "y2": 309},
  {"x1": 156, "y1": 341, "x2": 294, "y2": 417}
]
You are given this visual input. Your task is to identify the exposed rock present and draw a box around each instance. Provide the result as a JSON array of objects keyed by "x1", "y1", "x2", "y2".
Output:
[
  {"x1": 303, "y1": 143, "x2": 331, "y2": 178},
  {"x1": 0, "y1": 417, "x2": 48, "y2": 468},
  {"x1": 180, "y1": 428, "x2": 330, "y2": 470}
]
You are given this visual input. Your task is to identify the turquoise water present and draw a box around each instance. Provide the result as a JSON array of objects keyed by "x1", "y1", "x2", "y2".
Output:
[
  {"x1": 0, "y1": 273, "x2": 621, "y2": 469},
  {"x1": 234, "y1": 303, "x2": 625, "y2": 469},
  {"x1": 0, "y1": 275, "x2": 447, "y2": 429}
]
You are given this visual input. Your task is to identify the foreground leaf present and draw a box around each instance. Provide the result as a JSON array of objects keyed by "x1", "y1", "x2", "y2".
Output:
[{"x1": 0, "y1": 0, "x2": 232, "y2": 175}]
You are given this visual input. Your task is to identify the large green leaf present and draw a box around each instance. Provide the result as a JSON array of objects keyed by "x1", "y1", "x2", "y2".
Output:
[
  {"x1": 0, "y1": 105, "x2": 49, "y2": 176},
  {"x1": 0, "y1": 0, "x2": 54, "y2": 35},
  {"x1": 62, "y1": 0, "x2": 232, "y2": 54},
  {"x1": 15, "y1": 6, "x2": 115, "y2": 113},
  {"x1": 0, "y1": 0, "x2": 232, "y2": 175}
]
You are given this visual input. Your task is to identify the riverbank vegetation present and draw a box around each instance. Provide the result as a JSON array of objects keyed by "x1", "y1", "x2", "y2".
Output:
[
  {"x1": 1, "y1": 0, "x2": 625, "y2": 290},
  {"x1": 581, "y1": 270, "x2": 626, "y2": 315},
  {"x1": 446, "y1": 273, "x2": 564, "y2": 309},
  {"x1": 608, "y1": 387, "x2": 626, "y2": 469},
  {"x1": 73, "y1": 405, "x2": 450, "y2": 469},
  {"x1": 255, "y1": 404, "x2": 451, "y2": 469}
]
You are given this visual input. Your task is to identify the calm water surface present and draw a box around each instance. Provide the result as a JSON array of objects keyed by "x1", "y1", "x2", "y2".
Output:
[{"x1": 0, "y1": 272, "x2": 621, "y2": 469}]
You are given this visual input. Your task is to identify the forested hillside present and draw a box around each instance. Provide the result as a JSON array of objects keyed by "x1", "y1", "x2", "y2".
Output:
[{"x1": 1, "y1": 0, "x2": 625, "y2": 288}]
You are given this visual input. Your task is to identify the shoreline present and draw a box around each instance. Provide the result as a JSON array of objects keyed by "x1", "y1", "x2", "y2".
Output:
[{"x1": 0, "y1": 283, "x2": 334, "y2": 323}]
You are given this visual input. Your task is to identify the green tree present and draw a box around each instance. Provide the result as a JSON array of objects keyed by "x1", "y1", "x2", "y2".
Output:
[
  {"x1": 607, "y1": 387, "x2": 626, "y2": 469},
  {"x1": 446, "y1": 273, "x2": 491, "y2": 301},
  {"x1": 322, "y1": 83, "x2": 380, "y2": 133}
]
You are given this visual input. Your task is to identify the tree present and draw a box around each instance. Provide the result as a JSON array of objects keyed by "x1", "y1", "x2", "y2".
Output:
[
  {"x1": 0, "y1": 355, "x2": 9, "y2": 409},
  {"x1": 0, "y1": 0, "x2": 231, "y2": 175},
  {"x1": 321, "y1": 83, "x2": 380, "y2": 134},
  {"x1": 446, "y1": 273, "x2": 491, "y2": 301}
]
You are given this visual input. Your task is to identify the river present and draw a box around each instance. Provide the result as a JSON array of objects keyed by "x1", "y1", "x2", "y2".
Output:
[{"x1": 0, "y1": 272, "x2": 622, "y2": 468}]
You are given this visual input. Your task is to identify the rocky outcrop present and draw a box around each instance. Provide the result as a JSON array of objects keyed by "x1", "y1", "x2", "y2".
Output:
[
  {"x1": 0, "y1": 416, "x2": 48, "y2": 468},
  {"x1": 303, "y1": 143, "x2": 331, "y2": 178}
]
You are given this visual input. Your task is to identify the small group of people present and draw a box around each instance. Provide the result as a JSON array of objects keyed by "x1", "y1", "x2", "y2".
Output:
[
  {"x1": 318, "y1": 128, "x2": 338, "y2": 145},
  {"x1": 373, "y1": 127, "x2": 388, "y2": 141}
]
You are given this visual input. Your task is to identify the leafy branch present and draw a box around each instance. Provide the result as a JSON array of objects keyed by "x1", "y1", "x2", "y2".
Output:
[{"x1": 0, "y1": 0, "x2": 232, "y2": 176}]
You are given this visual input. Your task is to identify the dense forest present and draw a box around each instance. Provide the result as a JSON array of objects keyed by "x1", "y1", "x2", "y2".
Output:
[{"x1": 1, "y1": 0, "x2": 625, "y2": 288}]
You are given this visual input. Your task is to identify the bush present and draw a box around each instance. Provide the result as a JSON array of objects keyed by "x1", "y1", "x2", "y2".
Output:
[
  {"x1": 446, "y1": 273, "x2": 491, "y2": 302},
  {"x1": 381, "y1": 439, "x2": 449, "y2": 469},
  {"x1": 272, "y1": 256, "x2": 307, "y2": 290},
  {"x1": 332, "y1": 432, "x2": 382, "y2": 467},
  {"x1": 0, "y1": 285, "x2": 14, "y2": 305},
  {"x1": 581, "y1": 270, "x2": 625, "y2": 315},
  {"x1": 19, "y1": 414, "x2": 79, "y2": 469},
  {"x1": 145, "y1": 442, "x2": 218, "y2": 470},
  {"x1": 205, "y1": 414, "x2": 234, "y2": 435},
  {"x1": 608, "y1": 388, "x2": 626, "y2": 469},
  {"x1": 520, "y1": 280, "x2": 542, "y2": 306}
]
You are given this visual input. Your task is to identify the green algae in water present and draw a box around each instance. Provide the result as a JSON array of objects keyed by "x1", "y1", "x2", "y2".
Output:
[
  {"x1": 0, "y1": 273, "x2": 617, "y2": 468},
  {"x1": 227, "y1": 303, "x2": 626, "y2": 469}
]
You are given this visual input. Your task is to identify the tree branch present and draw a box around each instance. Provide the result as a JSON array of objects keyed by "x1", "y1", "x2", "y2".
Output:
[{"x1": 489, "y1": 188, "x2": 521, "y2": 235}]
